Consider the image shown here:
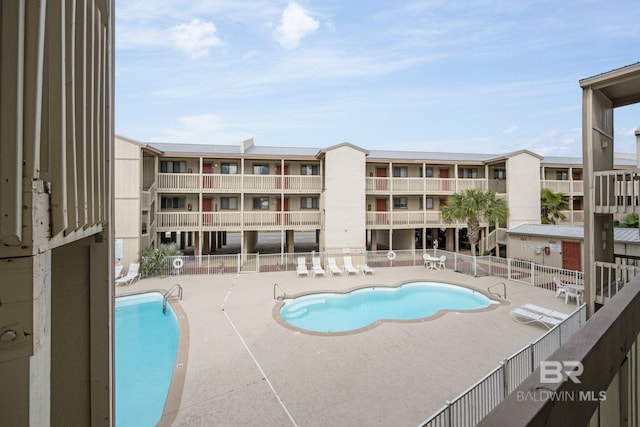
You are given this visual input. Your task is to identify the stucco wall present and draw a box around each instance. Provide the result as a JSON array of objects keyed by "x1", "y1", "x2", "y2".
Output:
[
  {"x1": 114, "y1": 137, "x2": 142, "y2": 266},
  {"x1": 506, "y1": 153, "x2": 541, "y2": 227},
  {"x1": 322, "y1": 145, "x2": 367, "y2": 252}
]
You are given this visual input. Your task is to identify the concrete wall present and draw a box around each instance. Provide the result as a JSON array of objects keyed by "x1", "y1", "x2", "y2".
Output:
[
  {"x1": 506, "y1": 153, "x2": 541, "y2": 227},
  {"x1": 115, "y1": 137, "x2": 142, "y2": 267},
  {"x1": 322, "y1": 145, "x2": 367, "y2": 252},
  {"x1": 392, "y1": 229, "x2": 416, "y2": 250},
  {"x1": 507, "y1": 234, "x2": 577, "y2": 269}
]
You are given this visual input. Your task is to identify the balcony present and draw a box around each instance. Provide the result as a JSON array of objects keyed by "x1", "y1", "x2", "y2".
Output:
[
  {"x1": 157, "y1": 173, "x2": 322, "y2": 193},
  {"x1": 366, "y1": 177, "x2": 486, "y2": 194},
  {"x1": 541, "y1": 179, "x2": 584, "y2": 195},
  {"x1": 594, "y1": 169, "x2": 640, "y2": 214},
  {"x1": 557, "y1": 210, "x2": 585, "y2": 225},
  {"x1": 366, "y1": 210, "x2": 469, "y2": 228},
  {"x1": 157, "y1": 210, "x2": 322, "y2": 232}
]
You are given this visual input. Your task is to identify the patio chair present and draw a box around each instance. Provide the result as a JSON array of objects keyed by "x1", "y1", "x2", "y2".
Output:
[
  {"x1": 296, "y1": 257, "x2": 309, "y2": 277},
  {"x1": 511, "y1": 307, "x2": 562, "y2": 329},
  {"x1": 438, "y1": 255, "x2": 447, "y2": 270},
  {"x1": 565, "y1": 284, "x2": 583, "y2": 305},
  {"x1": 343, "y1": 256, "x2": 358, "y2": 275},
  {"x1": 115, "y1": 262, "x2": 141, "y2": 286},
  {"x1": 115, "y1": 264, "x2": 123, "y2": 280},
  {"x1": 553, "y1": 277, "x2": 567, "y2": 299},
  {"x1": 327, "y1": 258, "x2": 342, "y2": 275},
  {"x1": 520, "y1": 303, "x2": 569, "y2": 321},
  {"x1": 312, "y1": 256, "x2": 325, "y2": 276}
]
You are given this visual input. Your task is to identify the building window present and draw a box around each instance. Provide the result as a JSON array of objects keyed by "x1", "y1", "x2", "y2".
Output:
[
  {"x1": 160, "y1": 196, "x2": 186, "y2": 209},
  {"x1": 160, "y1": 161, "x2": 186, "y2": 173},
  {"x1": 460, "y1": 168, "x2": 478, "y2": 178},
  {"x1": 300, "y1": 164, "x2": 319, "y2": 175},
  {"x1": 253, "y1": 197, "x2": 270, "y2": 210},
  {"x1": 393, "y1": 197, "x2": 408, "y2": 209},
  {"x1": 393, "y1": 167, "x2": 408, "y2": 177},
  {"x1": 253, "y1": 164, "x2": 269, "y2": 175},
  {"x1": 220, "y1": 197, "x2": 238, "y2": 210},
  {"x1": 221, "y1": 163, "x2": 238, "y2": 174},
  {"x1": 426, "y1": 198, "x2": 434, "y2": 209},
  {"x1": 300, "y1": 197, "x2": 319, "y2": 209},
  {"x1": 556, "y1": 171, "x2": 569, "y2": 180},
  {"x1": 420, "y1": 167, "x2": 434, "y2": 178},
  {"x1": 494, "y1": 169, "x2": 506, "y2": 180}
]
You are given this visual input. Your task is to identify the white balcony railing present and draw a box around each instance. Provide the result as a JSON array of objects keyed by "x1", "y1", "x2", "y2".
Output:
[
  {"x1": 366, "y1": 210, "x2": 468, "y2": 227},
  {"x1": 157, "y1": 210, "x2": 322, "y2": 231},
  {"x1": 557, "y1": 210, "x2": 585, "y2": 225},
  {"x1": 541, "y1": 179, "x2": 584, "y2": 195},
  {"x1": 457, "y1": 178, "x2": 488, "y2": 191},
  {"x1": 157, "y1": 173, "x2": 200, "y2": 191}
]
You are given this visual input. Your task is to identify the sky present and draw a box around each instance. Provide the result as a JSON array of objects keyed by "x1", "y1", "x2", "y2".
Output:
[{"x1": 115, "y1": 0, "x2": 640, "y2": 157}]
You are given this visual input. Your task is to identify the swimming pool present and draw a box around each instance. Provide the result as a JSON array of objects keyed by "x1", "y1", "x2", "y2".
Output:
[
  {"x1": 278, "y1": 281, "x2": 499, "y2": 333},
  {"x1": 115, "y1": 293, "x2": 179, "y2": 427}
]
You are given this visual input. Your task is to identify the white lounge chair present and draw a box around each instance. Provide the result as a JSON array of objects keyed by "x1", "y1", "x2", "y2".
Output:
[
  {"x1": 296, "y1": 257, "x2": 309, "y2": 277},
  {"x1": 312, "y1": 256, "x2": 325, "y2": 276},
  {"x1": 115, "y1": 264, "x2": 123, "y2": 280},
  {"x1": 359, "y1": 264, "x2": 375, "y2": 275},
  {"x1": 343, "y1": 256, "x2": 358, "y2": 275},
  {"x1": 553, "y1": 277, "x2": 567, "y2": 299},
  {"x1": 520, "y1": 304, "x2": 569, "y2": 321},
  {"x1": 115, "y1": 262, "x2": 141, "y2": 286},
  {"x1": 511, "y1": 307, "x2": 562, "y2": 329},
  {"x1": 327, "y1": 258, "x2": 342, "y2": 275}
]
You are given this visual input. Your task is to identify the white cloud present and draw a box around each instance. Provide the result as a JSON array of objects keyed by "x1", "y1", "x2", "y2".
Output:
[
  {"x1": 171, "y1": 19, "x2": 223, "y2": 58},
  {"x1": 152, "y1": 114, "x2": 250, "y2": 144},
  {"x1": 503, "y1": 125, "x2": 519, "y2": 134},
  {"x1": 275, "y1": 2, "x2": 319, "y2": 49}
]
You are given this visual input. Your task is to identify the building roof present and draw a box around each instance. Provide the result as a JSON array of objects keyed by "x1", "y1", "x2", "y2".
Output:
[{"x1": 509, "y1": 223, "x2": 640, "y2": 244}]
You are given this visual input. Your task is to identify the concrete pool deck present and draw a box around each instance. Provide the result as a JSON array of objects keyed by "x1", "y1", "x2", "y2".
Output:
[{"x1": 116, "y1": 266, "x2": 580, "y2": 427}]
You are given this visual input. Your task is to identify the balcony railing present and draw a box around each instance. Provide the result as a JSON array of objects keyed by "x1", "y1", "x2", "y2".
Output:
[
  {"x1": 366, "y1": 210, "x2": 470, "y2": 227},
  {"x1": 594, "y1": 169, "x2": 640, "y2": 214},
  {"x1": 157, "y1": 210, "x2": 322, "y2": 231},
  {"x1": 594, "y1": 261, "x2": 640, "y2": 304},
  {"x1": 158, "y1": 173, "x2": 322, "y2": 193},
  {"x1": 541, "y1": 179, "x2": 584, "y2": 194},
  {"x1": 556, "y1": 210, "x2": 584, "y2": 225}
]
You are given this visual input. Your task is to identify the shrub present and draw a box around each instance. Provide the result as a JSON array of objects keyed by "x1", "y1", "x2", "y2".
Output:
[{"x1": 139, "y1": 244, "x2": 182, "y2": 277}]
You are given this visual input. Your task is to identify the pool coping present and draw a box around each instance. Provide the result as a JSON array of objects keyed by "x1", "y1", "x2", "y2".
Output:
[
  {"x1": 272, "y1": 279, "x2": 508, "y2": 336},
  {"x1": 115, "y1": 289, "x2": 190, "y2": 427}
]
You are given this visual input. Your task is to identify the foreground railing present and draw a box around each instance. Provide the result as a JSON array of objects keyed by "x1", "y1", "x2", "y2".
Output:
[
  {"x1": 418, "y1": 305, "x2": 587, "y2": 427},
  {"x1": 594, "y1": 261, "x2": 640, "y2": 304}
]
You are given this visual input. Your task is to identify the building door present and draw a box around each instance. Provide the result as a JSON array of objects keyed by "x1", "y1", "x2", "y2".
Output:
[
  {"x1": 439, "y1": 168, "x2": 450, "y2": 191},
  {"x1": 376, "y1": 167, "x2": 388, "y2": 190},
  {"x1": 376, "y1": 198, "x2": 387, "y2": 224},
  {"x1": 203, "y1": 163, "x2": 212, "y2": 188},
  {"x1": 562, "y1": 241, "x2": 582, "y2": 271},
  {"x1": 276, "y1": 165, "x2": 289, "y2": 189},
  {"x1": 202, "y1": 197, "x2": 212, "y2": 225},
  {"x1": 277, "y1": 198, "x2": 289, "y2": 224}
]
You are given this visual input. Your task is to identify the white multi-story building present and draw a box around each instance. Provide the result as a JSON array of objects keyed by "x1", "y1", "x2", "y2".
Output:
[{"x1": 115, "y1": 135, "x2": 635, "y2": 269}]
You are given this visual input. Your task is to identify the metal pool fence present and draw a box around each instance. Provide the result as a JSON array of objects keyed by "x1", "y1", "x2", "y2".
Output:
[{"x1": 417, "y1": 304, "x2": 587, "y2": 427}]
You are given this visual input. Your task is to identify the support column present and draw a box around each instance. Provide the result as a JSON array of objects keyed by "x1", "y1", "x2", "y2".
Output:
[
  {"x1": 194, "y1": 233, "x2": 201, "y2": 256},
  {"x1": 446, "y1": 228, "x2": 454, "y2": 252},
  {"x1": 371, "y1": 230, "x2": 378, "y2": 251},
  {"x1": 286, "y1": 230, "x2": 295, "y2": 253}
]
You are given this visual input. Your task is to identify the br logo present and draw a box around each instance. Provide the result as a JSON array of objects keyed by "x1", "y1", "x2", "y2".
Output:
[{"x1": 540, "y1": 361, "x2": 584, "y2": 384}]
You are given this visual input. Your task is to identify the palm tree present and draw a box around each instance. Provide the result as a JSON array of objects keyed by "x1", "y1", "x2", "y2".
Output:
[
  {"x1": 441, "y1": 189, "x2": 509, "y2": 255},
  {"x1": 540, "y1": 188, "x2": 569, "y2": 224}
]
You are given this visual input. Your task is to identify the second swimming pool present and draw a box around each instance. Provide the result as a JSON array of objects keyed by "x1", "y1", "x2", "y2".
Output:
[{"x1": 278, "y1": 281, "x2": 499, "y2": 333}]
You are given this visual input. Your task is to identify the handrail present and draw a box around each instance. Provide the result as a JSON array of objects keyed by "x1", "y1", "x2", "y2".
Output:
[
  {"x1": 163, "y1": 284, "x2": 183, "y2": 314},
  {"x1": 273, "y1": 283, "x2": 286, "y2": 300},
  {"x1": 487, "y1": 282, "x2": 506, "y2": 299}
]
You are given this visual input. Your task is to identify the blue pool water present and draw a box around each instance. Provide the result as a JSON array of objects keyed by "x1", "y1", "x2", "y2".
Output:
[
  {"x1": 280, "y1": 282, "x2": 495, "y2": 333},
  {"x1": 115, "y1": 293, "x2": 179, "y2": 427}
]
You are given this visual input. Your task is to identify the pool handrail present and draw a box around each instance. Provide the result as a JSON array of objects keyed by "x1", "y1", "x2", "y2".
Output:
[
  {"x1": 273, "y1": 283, "x2": 286, "y2": 300},
  {"x1": 163, "y1": 284, "x2": 183, "y2": 314}
]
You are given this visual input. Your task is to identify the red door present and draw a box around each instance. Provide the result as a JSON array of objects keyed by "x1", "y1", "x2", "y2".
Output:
[
  {"x1": 203, "y1": 163, "x2": 213, "y2": 188},
  {"x1": 277, "y1": 198, "x2": 289, "y2": 224},
  {"x1": 276, "y1": 165, "x2": 289, "y2": 189},
  {"x1": 202, "y1": 197, "x2": 212, "y2": 225},
  {"x1": 376, "y1": 167, "x2": 388, "y2": 190},
  {"x1": 376, "y1": 199, "x2": 387, "y2": 224},
  {"x1": 439, "y1": 168, "x2": 450, "y2": 191},
  {"x1": 562, "y1": 241, "x2": 582, "y2": 271}
]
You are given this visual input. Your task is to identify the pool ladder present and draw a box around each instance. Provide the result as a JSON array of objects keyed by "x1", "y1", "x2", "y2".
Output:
[
  {"x1": 163, "y1": 284, "x2": 183, "y2": 314},
  {"x1": 487, "y1": 282, "x2": 506, "y2": 299},
  {"x1": 273, "y1": 283, "x2": 286, "y2": 301}
]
